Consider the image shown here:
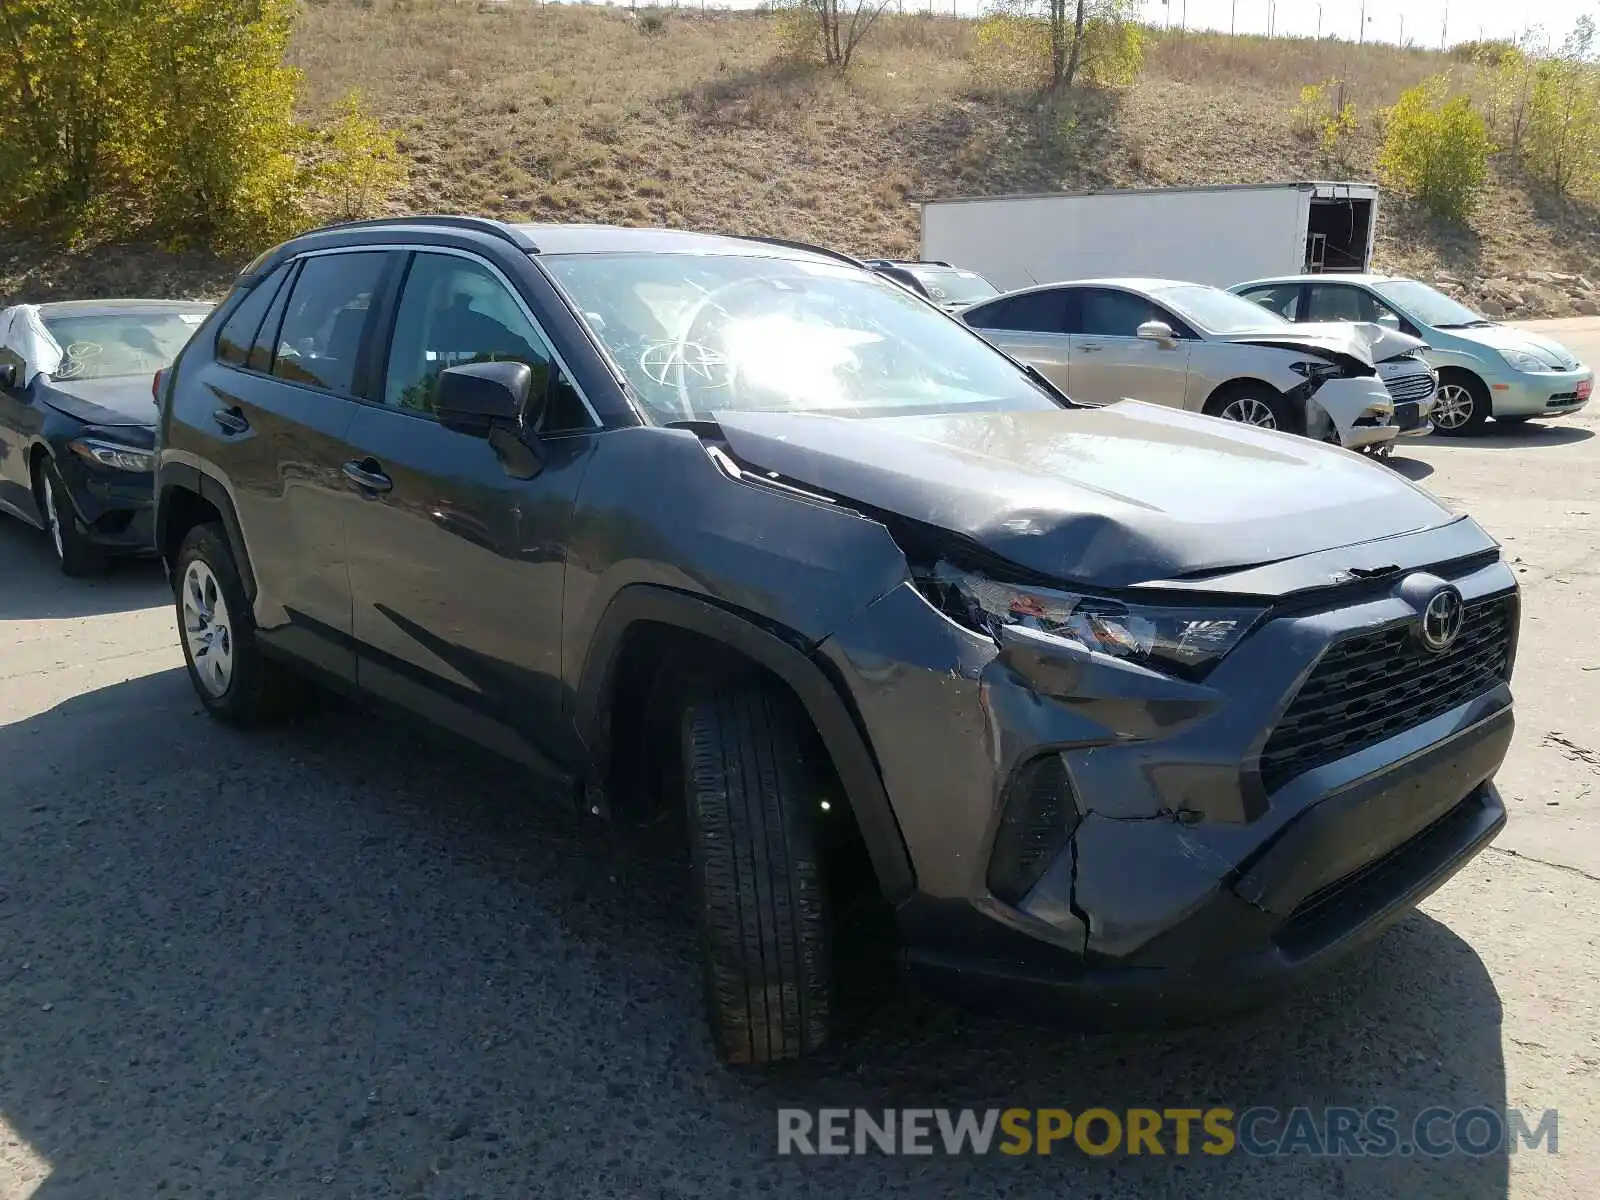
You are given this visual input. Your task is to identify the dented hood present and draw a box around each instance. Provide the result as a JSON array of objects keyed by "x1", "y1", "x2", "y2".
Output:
[
  {"x1": 713, "y1": 402, "x2": 1455, "y2": 587},
  {"x1": 1215, "y1": 321, "x2": 1429, "y2": 367}
]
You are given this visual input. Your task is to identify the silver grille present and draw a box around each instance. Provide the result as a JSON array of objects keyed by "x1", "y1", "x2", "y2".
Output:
[{"x1": 1384, "y1": 371, "x2": 1436, "y2": 403}]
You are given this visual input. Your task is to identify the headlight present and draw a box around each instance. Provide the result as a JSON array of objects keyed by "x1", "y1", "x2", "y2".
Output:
[
  {"x1": 926, "y1": 563, "x2": 1263, "y2": 680},
  {"x1": 1499, "y1": 348, "x2": 1554, "y2": 374},
  {"x1": 67, "y1": 437, "x2": 154, "y2": 472},
  {"x1": 1289, "y1": 360, "x2": 1345, "y2": 380}
]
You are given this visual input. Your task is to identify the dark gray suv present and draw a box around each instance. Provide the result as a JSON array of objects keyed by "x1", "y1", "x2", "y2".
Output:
[{"x1": 155, "y1": 217, "x2": 1517, "y2": 1064}]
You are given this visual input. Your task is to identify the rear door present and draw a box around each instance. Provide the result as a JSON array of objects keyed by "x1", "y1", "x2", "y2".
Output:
[
  {"x1": 341, "y1": 248, "x2": 598, "y2": 773},
  {"x1": 960, "y1": 289, "x2": 1072, "y2": 390},
  {"x1": 1066, "y1": 286, "x2": 1192, "y2": 409},
  {"x1": 184, "y1": 249, "x2": 395, "y2": 684}
]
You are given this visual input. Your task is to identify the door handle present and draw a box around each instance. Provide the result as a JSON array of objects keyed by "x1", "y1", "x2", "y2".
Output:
[
  {"x1": 342, "y1": 458, "x2": 393, "y2": 494},
  {"x1": 212, "y1": 406, "x2": 249, "y2": 435},
  {"x1": 1077, "y1": 343, "x2": 1104, "y2": 353}
]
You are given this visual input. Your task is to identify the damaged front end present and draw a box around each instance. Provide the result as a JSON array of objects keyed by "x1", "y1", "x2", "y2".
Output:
[
  {"x1": 1231, "y1": 322, "x2": 1436, "y2": 451},
  {"x1": 818, "y1": 530, "x2": 1512, "y2": 1018}
]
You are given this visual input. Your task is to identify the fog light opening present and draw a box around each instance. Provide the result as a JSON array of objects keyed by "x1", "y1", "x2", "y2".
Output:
[{"x1": 987, "y1": 755, "x2": 1080, "y2": 906}]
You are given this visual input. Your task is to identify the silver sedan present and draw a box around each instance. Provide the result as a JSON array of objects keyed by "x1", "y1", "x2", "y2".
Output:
[{"x1": 961, "y1": 278, "x2": 1436, "y2": 451}]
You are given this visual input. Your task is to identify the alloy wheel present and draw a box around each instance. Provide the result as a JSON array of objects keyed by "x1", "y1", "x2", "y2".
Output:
[
  {"x1": 42, "y1": 475, "x2": 65, "y2": 562},
  {"x1": 1432, "y1": 383, "x2": 1475, "y2": 430},
  {"x1": 182, "y1": 560, "x2": 235, "y2": 697},
  {"x1": 1219, "y1": 396, "x2": 1278, "y2": 428}
]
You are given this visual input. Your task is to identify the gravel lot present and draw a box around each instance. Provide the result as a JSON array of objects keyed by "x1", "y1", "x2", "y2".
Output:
[{"x1": 3, "y1": 321, "x2": 1598, "y2": 1199}]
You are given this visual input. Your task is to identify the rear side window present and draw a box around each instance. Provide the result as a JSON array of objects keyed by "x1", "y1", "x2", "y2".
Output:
[
  {"x1": 964, "y1": 290, "x2": 1064, "y2": 334},
  {"x1": 272, "y1": 252, "x2": 388, "y2": 395},
  {"x1": 215, "y1": 266, "x2": 287, "y2": 366}
]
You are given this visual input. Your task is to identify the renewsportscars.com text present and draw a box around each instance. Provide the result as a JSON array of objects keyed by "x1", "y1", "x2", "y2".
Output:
[{"x1": 776, "y1": 1107, "x2": 1559, "y2": 1158}]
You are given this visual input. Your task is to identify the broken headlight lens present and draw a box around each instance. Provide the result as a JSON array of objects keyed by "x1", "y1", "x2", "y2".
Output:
[{"x1": 929, "y1": 563, "x2": 1263, "y2": 680}]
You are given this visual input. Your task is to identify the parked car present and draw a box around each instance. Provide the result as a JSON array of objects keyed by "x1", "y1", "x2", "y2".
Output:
[
  {"x1": 157, "y1": 218, "x2": 1517, "y2": 1065},
  {"x1": 863, "y1": 259, "x2": 1000, "y2": 312},
  {"x1": 1231, "y1": 273, "x2": 1593, "y2": 435},
  {"x1": 961, "y1": 277, "x2": 1433, "y2": 453},
  {"x1": 0, "y1": 298, "x2": 213, "y2": 574}
]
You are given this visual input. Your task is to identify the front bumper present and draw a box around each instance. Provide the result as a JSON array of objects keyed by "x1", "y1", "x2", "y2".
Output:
[
  {"x1": 1311, "y1": 377, "x2": 1398, "y2": 449},
  {"x1": 1487, "y1": 365, "x2": 1593, "y2": 419},
  {"x1": 62, "y1": 462, "x2": 157, "y2": 553},
  {"x1": 821, "y1": 531, "x2": 1516, "y2": 1022}
]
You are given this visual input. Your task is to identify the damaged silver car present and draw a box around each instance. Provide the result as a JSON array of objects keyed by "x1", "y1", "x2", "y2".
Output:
[{"x1": 962, "y1": 278, "x2": 1437, "y2": 453}]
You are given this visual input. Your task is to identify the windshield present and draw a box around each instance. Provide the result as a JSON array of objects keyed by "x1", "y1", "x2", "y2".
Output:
[
  {"x1": 42, "y1": 310, "x2": 208, "y2": 381},
  {"x1": 541, "y1": 252, "x2": 1062, "y2": 422},
  {"x1": 905, "y1": 266, "x2": 1000, "y2": 306},
  {"x1": 1370, "y1": 279, "x2": 1486, "y2": 327},
  {"x1": 1154, "y1": 284, "x2": 1290, "y2": 334}
]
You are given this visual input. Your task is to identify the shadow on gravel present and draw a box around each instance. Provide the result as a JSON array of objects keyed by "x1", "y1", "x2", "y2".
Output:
[
  {"x1": 1422, "y1": 423, "x2": 1594, "y2": 450},
  {"x1": 0, "y1": 669, "x2": 1511, "y2": 1199},
  {"x1": 0, "y1": 521, "x2": 168, "y2": 620},
  {"x1": 1387, "y1": 455, "x2": 1435, "y2": 482}
]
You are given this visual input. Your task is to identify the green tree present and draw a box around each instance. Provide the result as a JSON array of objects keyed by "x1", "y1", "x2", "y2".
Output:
[
  {"x1": 1523, "y1": 17, "x2": 1600, "y2": 197},
  {"x1": 974, "y1": 0, "x2": 1142, "y2": 92},
  {"x1": 1378, "y1": 76, "x2": 1494, "y2": 222}
]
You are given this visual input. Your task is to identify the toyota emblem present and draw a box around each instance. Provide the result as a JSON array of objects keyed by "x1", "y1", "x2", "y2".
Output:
[{"x1": 1420, "y1": 586, "x2": 1465, "y2": 653}]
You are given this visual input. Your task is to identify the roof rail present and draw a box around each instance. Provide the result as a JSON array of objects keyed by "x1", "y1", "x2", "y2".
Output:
[
  {"x1": 733, "y1": 234, "x2": 868, "y2": 269},
  {"x1": 311, "y1": 214, "x2": 540, "y2": 252}
]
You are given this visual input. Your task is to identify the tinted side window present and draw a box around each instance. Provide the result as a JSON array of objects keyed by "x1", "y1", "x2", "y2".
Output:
[
  {"x1": 1078, "y1": 289, "x2": 1157, "y2": 337},
  {"x1": 215, "y1": 266, "x2": 287, "y2": 366},
  {"x1": 382, "y1": 252, "x2": 587, "y2": 431},
  {"x1": 272, "y1": 252, "x2": 388, "y2": 395},
  {"x1": 247, "y1": 266, "x2": 294, "y2": 374},
  {"x1": 1306, "y1": 284, "x2": 1384, "y2": 323},
  {"x1": 964, "y1": 291, "x2": 1064, "y2": 334},
  {"x1": 1240, "y1": 284, "x2": 1301, "y2": 320}
]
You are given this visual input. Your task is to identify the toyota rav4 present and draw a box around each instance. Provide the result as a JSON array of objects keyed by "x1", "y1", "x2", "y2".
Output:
[{"x1": 155, "y1": 218, "x2": 1518, "y2": 1065}]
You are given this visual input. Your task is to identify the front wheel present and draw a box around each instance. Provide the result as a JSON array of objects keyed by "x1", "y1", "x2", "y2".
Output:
[
  {"x1": 37, "y1": 459, "x2": 104, "y2": 577},
  {"x1": 1205, "y1": 385, "x2": 1298, "y2": 435},
  {"x1": 682, "y1": 683, "x2": 832, "y2": 1065},
  {"x1": 1430, "y1": 371, "x2": 1490, "y2": 436}
]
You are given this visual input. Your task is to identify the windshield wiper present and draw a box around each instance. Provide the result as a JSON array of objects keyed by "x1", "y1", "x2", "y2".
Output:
[
  {"x1": 1017, "y1": 361, "x2": 1078, "y2": 407},
  {"x1": 1435, "y1": 320, "x2": 1495, "y2": 329}
]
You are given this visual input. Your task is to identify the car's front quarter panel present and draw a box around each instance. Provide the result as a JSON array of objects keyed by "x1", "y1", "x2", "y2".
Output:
[{"x1": 560, "y1": 425, "x2": 912, "y2": 697}]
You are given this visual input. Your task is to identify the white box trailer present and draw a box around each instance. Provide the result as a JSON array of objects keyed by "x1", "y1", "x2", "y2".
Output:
[{"x1": 919, "y1": 181, "x2": 1380, "y2": 293}]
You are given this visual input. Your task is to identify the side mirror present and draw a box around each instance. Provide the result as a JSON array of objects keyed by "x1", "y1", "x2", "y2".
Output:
[
  {"x1": 1375, "y1": 312, "x2": 1402, "y2": 331},
  {"x1": 1137, "y1": 319, "x2": 1177, "y2": 345},
  {"x1": 435, "y1": 361, "x2": 536, "y2": 436},
  {"x1": 0, "y1": 362, "x2": 16, "y2": 390}
]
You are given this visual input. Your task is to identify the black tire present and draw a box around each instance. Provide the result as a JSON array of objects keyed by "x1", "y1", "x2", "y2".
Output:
[
  {"x1": 1431, "y1": 370, "x2": 1491, "y2": 437},
  {"x1": 682, "y1": 683, "x2": 831, "y2": 1065},
  {"x1": 173, "y1": 522, "x2": 303, "y2": 726},
  {"x1": 1204, "y1": 382, "x2": 1300, "y2": 436},
  {"x1": 37, "y1": 458, "x2": 105, "y2": 578}
]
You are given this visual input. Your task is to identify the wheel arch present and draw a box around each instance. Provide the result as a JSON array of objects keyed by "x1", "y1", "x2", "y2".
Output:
[
  {"x1": 155, "y1": 463, "x2": 257, "y2": 601},
  {"x1": 1202, "y1": 376, "x2": 1288, "y2": 413},
  {"x1": 574, "y1": 584, "x2": 915, "y2": 904}
]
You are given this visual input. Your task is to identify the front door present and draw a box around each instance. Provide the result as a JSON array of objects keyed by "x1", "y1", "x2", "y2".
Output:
[
  {"x1": 0, "y1": 341, "x2": 41, "y2": 523},
  {"x1": 1065, "y1": 286, "x2": 1192, "y2": 409},
  {"x1": 342, "y1": 250, "x2": 598, "y2": 774}
]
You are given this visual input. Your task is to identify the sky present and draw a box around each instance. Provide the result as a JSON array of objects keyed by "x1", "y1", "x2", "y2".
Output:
[{"x1": 1135, "y1": 0, "x2": 1600, "y2": 47}]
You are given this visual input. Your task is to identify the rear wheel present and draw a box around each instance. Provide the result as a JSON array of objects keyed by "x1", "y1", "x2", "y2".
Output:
[
  {"x1": 1431, "y1": 371, "x2": 1490, "y2": 436},
  {"x1": 682, "y1": 682, "x2": 832, "y2": 1065},
  {"x1": 37, "y1": 459, "x2": 104, "y2": 577},
  {"x1": 174, "y1": 523, "x2": 304, "y2": 726},
  {"x1": 1205, "y1": 383, "x2": 1298, "y2": 435}
]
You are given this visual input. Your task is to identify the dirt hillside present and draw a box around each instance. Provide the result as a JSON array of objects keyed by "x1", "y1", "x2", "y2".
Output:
[{"x1": 3, "y1": 3, "x2": 1596, "y2": 316}]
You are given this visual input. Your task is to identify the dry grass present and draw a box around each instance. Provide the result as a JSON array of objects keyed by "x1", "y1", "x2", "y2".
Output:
[{"x1": 2, "y1": 2, "x2": 1596, "y2": 309}]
